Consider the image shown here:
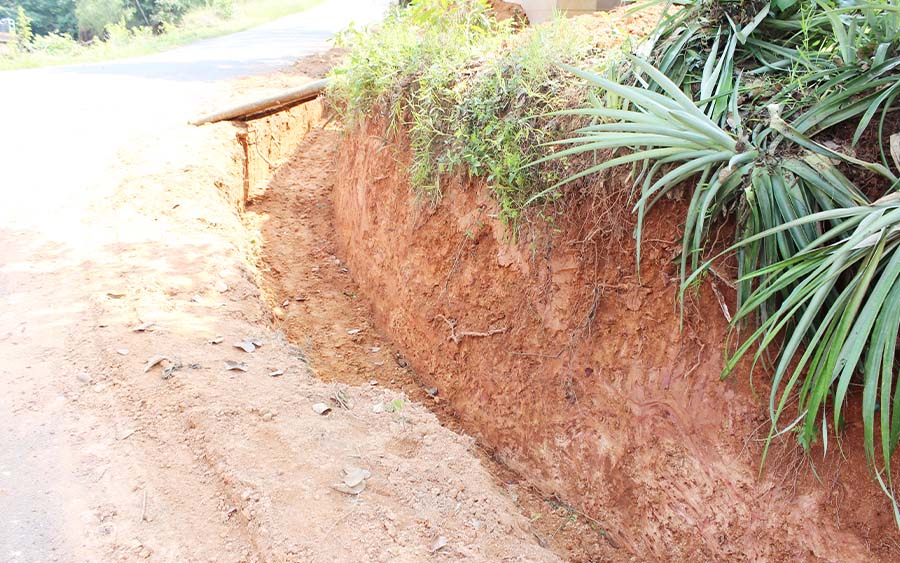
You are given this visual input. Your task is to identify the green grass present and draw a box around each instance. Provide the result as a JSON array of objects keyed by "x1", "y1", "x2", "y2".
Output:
[
  {"x1": 0, "y1": 0, "x2": 324, "y2": 71},
  {"x1": 327, "y1": 0, "x2": 639, "y2": 221}
]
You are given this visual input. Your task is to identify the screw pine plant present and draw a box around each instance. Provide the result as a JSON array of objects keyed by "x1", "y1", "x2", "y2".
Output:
[{"x1": 541, "y1": 0, "x2": 900, "y2": 520}]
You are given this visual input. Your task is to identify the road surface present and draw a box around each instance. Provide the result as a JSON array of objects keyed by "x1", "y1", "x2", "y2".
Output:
[{"x1": 0, "y1": 2, "x2": 386, "y2": 560}]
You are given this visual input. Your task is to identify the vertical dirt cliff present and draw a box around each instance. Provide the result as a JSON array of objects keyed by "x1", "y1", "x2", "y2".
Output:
[{"x1": 329, "y1": 119, "x2": 900, "y2": 562}]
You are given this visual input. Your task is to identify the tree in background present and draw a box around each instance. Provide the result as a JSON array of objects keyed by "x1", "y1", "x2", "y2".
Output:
[
  {"x1": 2, "y1": 0, "x2": 77, "y2": 37},
  {"x1": 16, "y1": 5, "x2": 33, "y2": 44},
  {"x1": 0, "y1": 0, "x2": 206, "y2": 41},
  {"x1": 133, "y1": 0, "x2": 202, "y2": 32},
  {"x1": 75, "y1": 0, "x2": 123, "y2": 38}
]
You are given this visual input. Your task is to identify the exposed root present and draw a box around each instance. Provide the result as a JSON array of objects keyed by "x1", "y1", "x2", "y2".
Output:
[{"x1": 435, "y1": 314, "x2": 508, "y2": 344}]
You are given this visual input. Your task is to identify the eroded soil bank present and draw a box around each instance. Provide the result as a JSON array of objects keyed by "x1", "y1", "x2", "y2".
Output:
[{"x1": 321, "y1": 118, "x2": 900, "y2": 562}]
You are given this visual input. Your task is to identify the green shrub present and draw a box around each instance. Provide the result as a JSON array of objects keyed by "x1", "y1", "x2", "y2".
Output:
[
  {"x1": 328, "y1": 0, "x2": 628, "y2": 220},
  {"x1": 29, "y1": 29, "x2": 78, "y2": 52},
  {"x1": 75, "y1": 0, "x2": 125, "y2": 38},
  {"x1": 545, "y1": 0, "x2": 900, "y2": 522}
]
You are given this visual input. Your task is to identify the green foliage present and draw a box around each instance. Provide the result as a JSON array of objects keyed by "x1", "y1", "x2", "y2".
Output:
[
  {"x1": 328, "y1": 0, "x2": 612, "y2": 218},
  {"x1": 545, "y1": 0, "x2": 900, "y2": 520},
  {"x1": 16, "y1": 5, "x2": 33, "y2": 43},
  {"x1": 15, "y1": 0, "x2": 77, "y2": 36},
  {"x1": 136, "y1": 0, "x2": 202, "y2": 29},
  {"x1": 1, "y1": 0, "x2": 323, "y2": 68},
  {"x1": 75, "y1": 0, "x2": 125, "y2": 37},
  {"x1": 29, "y1": 28, "x2": 79, "y2": 51}
]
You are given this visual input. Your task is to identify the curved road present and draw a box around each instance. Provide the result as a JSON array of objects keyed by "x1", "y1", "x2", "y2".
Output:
[{"x1": 0, "y1": 2, "x2": 384, "y2": 561}]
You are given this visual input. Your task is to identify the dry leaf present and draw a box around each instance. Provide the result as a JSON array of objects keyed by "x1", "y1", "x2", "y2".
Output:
[
  {"x1": 342, "y1": 468, "x2": 371, "y2": 488},
  {"x1": 143, "y1": 355, "x2": 168, "y2": 373},
  {"x1": 430, "y1": 536, "x2": 448, "y2": 553},
  {"x1": 131, "y1": 322, "x2": 154, "y2": 332},
  {"x1": 208, "y1": 336, "x2": 224, "y2": 344},
  {"x1": 224, "y1": 361, "x2": 248, "y2": 372},
  {"x1": 331, "y1": 481, "x2": 366, "y2": 495},
  {"x1": 233, "y1": 341, "x2": 256, "y2": 353},
  {"x1": 268, "y1": 369, "x2": 284, "y2": 377},
  {"x1": 312, "y1": 403, "x2": 331, "y2": 415}
]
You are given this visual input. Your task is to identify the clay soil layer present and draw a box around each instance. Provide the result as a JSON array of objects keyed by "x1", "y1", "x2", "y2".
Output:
[{"x1": 324, "y1": 119, "x2": 900, "y2": 562}]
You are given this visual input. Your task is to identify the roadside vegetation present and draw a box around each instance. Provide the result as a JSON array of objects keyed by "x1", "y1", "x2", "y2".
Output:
[
  {"x1": 545, "y1": 0, "x2": 900, "y2": 521},
  {"x1": 0, "y1": 0, "x2": 322, "y2": 69},
  {"x1": 331, "y1": 0, "x2": 900, "y2": 522},
  {"x1": 328, "y1": 0, "x2": 645, "y2": 220}
]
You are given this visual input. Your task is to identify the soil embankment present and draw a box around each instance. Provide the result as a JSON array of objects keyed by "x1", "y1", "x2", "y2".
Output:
[{"x1": 319, "y1": 118, "x2": 900, "y2": 562}]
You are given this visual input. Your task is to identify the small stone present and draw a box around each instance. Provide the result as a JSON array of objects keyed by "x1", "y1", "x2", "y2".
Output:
[
  {"x1": 312, "y1": 403, "x2": 331, "y2": 415},
  {"x1": 215, "y1": 280, "x2": 229, "y2": 293},
  {"x1": 116, "y1": 348, "x2": 129, "y2": 356},
  {"x1": 273, "y1": 307, "x2": 285, "y2": 320},
  {"x1": 139, "y1": 548, "x2": 151, "y2": 559},
  {"x1": 77, "y1": 372, "x2": 93, "y2": 384}
]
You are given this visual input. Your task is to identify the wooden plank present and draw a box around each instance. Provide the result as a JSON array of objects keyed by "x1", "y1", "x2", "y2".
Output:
[{"x1": 190, "y1": 78, "x2": 329, "y2": 126}]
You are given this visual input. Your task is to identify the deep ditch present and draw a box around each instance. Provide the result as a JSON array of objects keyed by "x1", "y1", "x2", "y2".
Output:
[{"x1": 227, "y1": 96, "x2": 900, "y2": 563}]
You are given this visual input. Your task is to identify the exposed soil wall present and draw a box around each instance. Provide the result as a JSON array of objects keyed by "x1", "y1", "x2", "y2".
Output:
[
  {"x1": 331, "y1": 119, "x2": 900, "y2": 562},
  {"x1": 236, "y1": 100, "x2": 325, "y2": 205}
]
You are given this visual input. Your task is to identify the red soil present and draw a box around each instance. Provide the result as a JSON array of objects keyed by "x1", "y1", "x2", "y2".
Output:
[{"x1": 328, "y1": 118, "x2": 900, "y2": 562}]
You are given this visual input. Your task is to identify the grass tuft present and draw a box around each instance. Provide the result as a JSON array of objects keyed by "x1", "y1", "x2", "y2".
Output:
[{"x1": 327, "y1": 0, "x2": 644, "y2": 221}]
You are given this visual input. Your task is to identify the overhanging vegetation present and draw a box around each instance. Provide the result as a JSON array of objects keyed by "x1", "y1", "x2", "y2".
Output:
[
  {"x1": 327, "y1": 0, "x2": 649, "y2": 220},
  {"x1": 329, "y1": 0, "x2": 900, "y2": 523}
]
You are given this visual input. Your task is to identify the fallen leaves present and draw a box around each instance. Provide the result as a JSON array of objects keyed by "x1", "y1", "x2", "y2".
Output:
[
  {"x1": 331, "y1": 467, "x2": 371, "y2": 495},
  {"x1": 312, "y1": 403, "x2": 331, "y2": 415},
  {"x1": 143, "y1": 355, "x2": 168, "y2": 373},
  {"x1": 233, "y1": 338, "x2": 263, "y2": 353},
  {"x1": 224, "y1": 360, "x2": 248, "y2": 372}
]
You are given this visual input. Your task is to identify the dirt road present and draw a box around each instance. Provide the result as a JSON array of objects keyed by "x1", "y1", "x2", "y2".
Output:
[{"x1": 0, "y1": 3, "x2": 563, "y2": 562}]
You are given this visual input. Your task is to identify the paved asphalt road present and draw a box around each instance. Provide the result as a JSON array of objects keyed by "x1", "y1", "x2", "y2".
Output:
[{"x1": 0, "y1": 2, "x2": 385, "y2": 561}]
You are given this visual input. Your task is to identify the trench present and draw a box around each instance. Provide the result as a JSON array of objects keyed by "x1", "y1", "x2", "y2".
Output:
[
  {"x1": 225, "y1": 91, "x2": 900, "y2": 563},
  {"x1": 232, "y1": 99, "x2": 612, "y2": 562}
]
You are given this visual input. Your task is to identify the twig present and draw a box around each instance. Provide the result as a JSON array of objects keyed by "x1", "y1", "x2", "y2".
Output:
[
  {"x1": 140, "y1": 489, "x2": 148, "y2": 523},
  {"x1": 435, "y1": 315, "x2": 507, "y2": 344},
  {"x1": 94, "y1": 466, "x2": 109, "y2": 483},
  {"x1": 511, "y1": 350, "x2": 564, "y2": 359},
  {"x1": 118, "y1": 427, "x2": 141, "y2": 441},
  {"x1": 324, "y1": 506, "x2": 357, "y2": 536},
  {"x1": 682, "y1": 344, "x2": 705, "y2": 379},
  {"x1": 255, "y1": 142, "x2": 275, "y2": 168},
  {"x1": 710, "y1": 281, "x2": 732, "y2": 322},
  {"x1": 709, "y1": 266, "x2": 736, "y2": 289}
]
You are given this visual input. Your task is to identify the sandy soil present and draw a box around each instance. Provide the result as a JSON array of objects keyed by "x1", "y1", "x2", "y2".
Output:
[{"x1": 0, "y1": 59, "x2": 562, "y2": 562}]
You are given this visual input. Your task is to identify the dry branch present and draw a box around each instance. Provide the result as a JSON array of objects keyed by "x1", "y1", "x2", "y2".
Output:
[{"x1": 190, "y1": 79, "x2": 329, "y2": 126}]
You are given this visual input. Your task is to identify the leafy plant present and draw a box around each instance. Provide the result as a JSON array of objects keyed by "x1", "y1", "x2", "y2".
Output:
[
  {"x1": 543, "y1": 0, "x2": 900, "y2": 520},
  {"x1": 328, "y1": 0, "x2": 635, "y2": 218}
]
